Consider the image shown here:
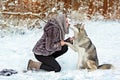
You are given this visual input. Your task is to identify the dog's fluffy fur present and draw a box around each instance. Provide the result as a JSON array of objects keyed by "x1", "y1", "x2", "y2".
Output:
[{"x1": 66, "y1": 23, "x2": 114, "y2": 71}]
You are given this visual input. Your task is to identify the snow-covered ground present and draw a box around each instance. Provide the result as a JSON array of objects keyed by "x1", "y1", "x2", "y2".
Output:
[{"x1": 0, "y1": 20, "x2": 120, "y2": 80}]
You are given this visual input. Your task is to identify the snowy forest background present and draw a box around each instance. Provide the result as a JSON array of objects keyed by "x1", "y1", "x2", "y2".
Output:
[
  {"x1": 0, "y1": 0, "x2": 120, "y2": 30},
  {"x1": 1, "y1": 0, "x2": 120, "y2": 80}
]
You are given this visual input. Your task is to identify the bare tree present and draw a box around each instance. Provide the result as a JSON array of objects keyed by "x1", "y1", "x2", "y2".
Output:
[
  {"x1": 0, "y1": 0, "x2": 2, "y2": 10},
  {"x1": 103, "y1": 0, "x2": 108, "y2": 15},
  {"x1": 0, "y1": 0, "x2": 120, "y2": 22}
]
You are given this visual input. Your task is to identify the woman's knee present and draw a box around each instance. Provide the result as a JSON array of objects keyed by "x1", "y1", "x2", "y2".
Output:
[
  {"x1": 54, "y1": 66, "x2": 61, "y2": 72},
  {"x1": 62, "y1": 45, "x2": 68, "y2": 53}
]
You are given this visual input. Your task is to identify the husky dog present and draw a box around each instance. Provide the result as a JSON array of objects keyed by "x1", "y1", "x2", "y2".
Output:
[{"x1": 66, "y1": 23, "x2": 114, "y2": 71}]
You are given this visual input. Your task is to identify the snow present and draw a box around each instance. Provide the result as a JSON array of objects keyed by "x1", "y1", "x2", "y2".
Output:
[{"x1": 0, "y1": 20, "x2": 120, "y2": 80}]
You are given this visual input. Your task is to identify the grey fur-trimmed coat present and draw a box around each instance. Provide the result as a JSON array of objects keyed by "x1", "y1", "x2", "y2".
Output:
[{"x1": 32, "y1": 19, "x2": 63, "y2": 56}]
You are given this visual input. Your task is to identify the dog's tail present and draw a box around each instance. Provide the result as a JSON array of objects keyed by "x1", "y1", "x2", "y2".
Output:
[{"x1": 98, "y1": 64, "x2": 114, "y2": 69}]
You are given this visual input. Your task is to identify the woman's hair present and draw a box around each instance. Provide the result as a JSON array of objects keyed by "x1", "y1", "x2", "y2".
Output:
[
  {"x1": 47, "y1": 12, "x2": 67, "y2": 20},
  {"x1": 47, "y1": 12, "x2": 58, "y2": 19}
]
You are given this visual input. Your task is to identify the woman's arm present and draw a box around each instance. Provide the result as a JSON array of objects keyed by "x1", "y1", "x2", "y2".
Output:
[{"x1": 45, "y1": 27, "x2": 62, "y2": 51}]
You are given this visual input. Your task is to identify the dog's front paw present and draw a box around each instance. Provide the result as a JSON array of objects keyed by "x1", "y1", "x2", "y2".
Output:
[
  {"x1": 65, "y1": 42, "x2": 71, "y2": 46},
  {"x1": 64, "y1": 37, "x2": 73, "y2": 44}
]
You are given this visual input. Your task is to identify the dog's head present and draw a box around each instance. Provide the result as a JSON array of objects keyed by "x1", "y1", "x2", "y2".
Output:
[{"x1": 74, "y1": 23, "x2": 88, "y2": 36}]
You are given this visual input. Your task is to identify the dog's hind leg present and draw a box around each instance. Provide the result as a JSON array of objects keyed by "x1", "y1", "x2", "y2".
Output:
[{"x1": 87, "y1": 60, "x2": 97, "y2": 71}]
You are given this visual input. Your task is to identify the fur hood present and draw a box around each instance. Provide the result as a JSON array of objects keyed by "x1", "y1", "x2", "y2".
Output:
[{"x1": 46, "y1": 14, "x2": 69, "y2": 40}]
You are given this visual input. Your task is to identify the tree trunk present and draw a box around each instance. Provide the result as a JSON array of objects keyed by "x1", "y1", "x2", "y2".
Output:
[
  {"x1": 88, "y1": 0, "x2": 94, "y2": 15},
  {"x1": 103, "y1": 0, "x2": 108, "y2": 15},
  {"x1": 0, "y1": 0, "x2": 2, "y2": 10}
]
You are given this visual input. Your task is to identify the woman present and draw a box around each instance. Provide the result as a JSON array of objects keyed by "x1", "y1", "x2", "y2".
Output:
[{"x1": 27, "y1": 14, "x2": 72, "y2": 72}]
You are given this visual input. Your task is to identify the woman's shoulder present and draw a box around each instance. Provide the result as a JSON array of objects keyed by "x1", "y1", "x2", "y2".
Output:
[{"x1": 44, "y1": 19, "x2": 59, "y2": 31}]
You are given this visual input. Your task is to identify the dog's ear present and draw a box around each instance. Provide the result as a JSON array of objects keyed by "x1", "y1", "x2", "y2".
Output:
[
  {"x1": 76, "y1": 23, "x2": 80, "y2": 28},
  {"x1": 80, "y1": 23, "x2": 82, "y2": 26},
  {"x1": 81, "y1": 24, "x2": 85, "y2": 30}
]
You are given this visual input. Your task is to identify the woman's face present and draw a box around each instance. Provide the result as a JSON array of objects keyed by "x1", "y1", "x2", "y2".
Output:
[{"x1": 66, "y1": 18, "x2": 70, "y2": 28}]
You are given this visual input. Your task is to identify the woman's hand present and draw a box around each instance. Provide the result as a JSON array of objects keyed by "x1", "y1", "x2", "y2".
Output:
[
  {"x1": 64, "y1": 36, "x2": 74, "y2": 44},
  {"x1": 60, "y1": 40, "x2": 66, "y2": 46}
]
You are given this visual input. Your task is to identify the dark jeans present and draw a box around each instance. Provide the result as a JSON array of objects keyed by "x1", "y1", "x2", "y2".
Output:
[{"x1": 34, "y1": 45, "x2": 68, "y2": 72}]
